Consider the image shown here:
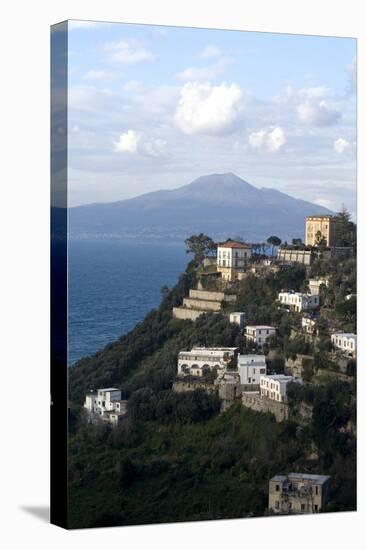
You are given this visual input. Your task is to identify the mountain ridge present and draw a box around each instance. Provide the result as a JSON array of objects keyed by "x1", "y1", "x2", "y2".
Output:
[{"x1": 68, "y1": 173, "x2": 333, "y2": 242}]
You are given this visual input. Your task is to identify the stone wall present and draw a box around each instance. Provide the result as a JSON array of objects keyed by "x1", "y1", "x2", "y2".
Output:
[
  {"x1": 183, "y1": 298, "x2": 222, "y2": 311},
  {"x1": 242, "y1": 392, "x2": 289, "y2": 422},
  {"x1": 172, "y1": 381, "x2": 216, "y2": 393},
  {"x1": 189, "y1": 289, "x2": 236, "y2": 302},
  {"x1": 218, "y1": 382, "x2": 242, "y2": 401},
  {"x1": 172, "y1": 307, "x2": 205, "y2": 321}
]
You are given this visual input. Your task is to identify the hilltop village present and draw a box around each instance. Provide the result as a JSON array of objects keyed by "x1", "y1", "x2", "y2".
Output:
[{"x1": 70, "y1": 211, "x2": 356, "y2": 527}]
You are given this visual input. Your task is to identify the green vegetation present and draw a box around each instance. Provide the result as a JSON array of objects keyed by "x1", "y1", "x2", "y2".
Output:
[
  {"x1": 68, "y1": 229, "x2": 356, "y2": 528},
  {"x1": 184, "y1": 233, "x2": 216, "y2": 262}
]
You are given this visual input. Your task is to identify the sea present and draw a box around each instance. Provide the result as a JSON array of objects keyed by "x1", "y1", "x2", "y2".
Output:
[{"x1": 68, "y1": 240, "x2": 188, "y2": 366}]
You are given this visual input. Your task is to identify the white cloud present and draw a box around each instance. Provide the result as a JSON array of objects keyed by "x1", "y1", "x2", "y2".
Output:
[
  {"x1": 249, "y1": 127, "x2": 286, "y2": 152},
  {"x1": 200, "y1": 45, "x2": 222, "y2": 59},
  {"x1": 114, "y1": 130, "x2": 167, "y2": 157},
  {"x1": 297, "y1": 99, "x2": 341, "y2": 126},
  {"x1": 175, "y1": 81, "x2": 243, "y2": 135},
  {"x1": 105, "y1": 40, "x2": 155, "y2": 64},
  {"x1": 114, "y1": 130, "x2": 140, "y2": 153},
  {"x1": 334, "y1": 137, "x2": 350, "y2": 154}
]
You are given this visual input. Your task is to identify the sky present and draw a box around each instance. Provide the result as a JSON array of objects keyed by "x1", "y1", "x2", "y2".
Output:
[{"x1": 67, "y1": 20, "x2": 357, "y2": 217}]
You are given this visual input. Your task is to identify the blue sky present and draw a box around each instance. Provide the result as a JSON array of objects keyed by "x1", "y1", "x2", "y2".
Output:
[{"x1": 67, "y1": 20, "x2": 357, "y2": 216}]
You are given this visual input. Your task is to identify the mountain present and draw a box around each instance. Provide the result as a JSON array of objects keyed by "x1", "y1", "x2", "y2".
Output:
[{"x1": 68, "y1": 173, "x2": 333, "y2": 242}]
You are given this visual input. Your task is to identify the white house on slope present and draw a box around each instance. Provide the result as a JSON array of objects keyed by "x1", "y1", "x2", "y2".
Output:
[
  {"x1": 245, "y1": 325, "x2": 276, "y2": 348},
  {"x1": 331, "y1": 333, "x2": 357, "y2": 357},
  {"x1": 278, "y1": 291, "x2": 319, "y2": 312},
  {"x1": 238, "y1": 354, "x2": 267, "y2": 385},
  {"x1": 229, "y1": 312, "x2": 246, "y2": 328},
  {"x1": 177, "y1": 347, "x2": 239, "y2": 377},
  {"x1": 308, "y1": 277, "x2": 329, "y2": 295},
  {"x1": 260, "y1": 374, "x2": 299, "y2": 403},
  {"x1": 84, "y1": 388, "x2": 127, "y2": 425},
  {"x1": 217, "y1": 240, "x2": 252, "y2": 281}
]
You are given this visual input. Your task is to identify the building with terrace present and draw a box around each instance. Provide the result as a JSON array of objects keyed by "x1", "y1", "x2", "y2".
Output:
[
  {"x1": 245, "y1": 325, "x2": 276, "y2": 347},
  {"x1": 177, "y1": 347, "x2": 238, "y2": 378},
  {"x1": 217, "y1": 239, "x2": 252, "y2": 281},
  {"x1": 268, "y1": 473, "x2": 331, "y2": 514},
  {"x1": 84, "y1": 388, "x2": 127, "y2": 425}
]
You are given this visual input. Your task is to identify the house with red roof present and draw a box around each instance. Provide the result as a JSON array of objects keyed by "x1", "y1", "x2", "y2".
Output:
[{"x1": 217, "y1": 239, "x2": 252, "y2": 281}]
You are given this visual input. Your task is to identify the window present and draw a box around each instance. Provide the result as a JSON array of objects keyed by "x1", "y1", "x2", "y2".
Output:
[
  {"x1": 301, "y1": 504, "x2": 305, "y2": 511},
  {"x1": 314, "y1": 505, "x2": 318, "y2": 512},
  {"x1": 276, "y1": 484, "x2": 280, "y2": 492},
  {"x1": 315, "y1": 486, "x2": 319, "y2": 495}
]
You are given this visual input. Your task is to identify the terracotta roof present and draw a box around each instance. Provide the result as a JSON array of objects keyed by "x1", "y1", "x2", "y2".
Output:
[
  {"x1": 306, "y1": 215, "x2": 333, "y2": 219},
  {"x1": 218, "y1": 240, "x2": 252, "y2": 249}
]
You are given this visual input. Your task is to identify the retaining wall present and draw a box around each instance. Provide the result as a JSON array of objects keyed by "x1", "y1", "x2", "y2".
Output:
[{"x1": 242, "y1": 392, "x2": 289, "y2": 422}]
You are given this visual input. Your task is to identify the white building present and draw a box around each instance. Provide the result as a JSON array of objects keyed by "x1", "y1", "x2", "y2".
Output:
[
  {"x1": 84, "y1": 388, "x2": 127, "y2": 425},
  {"x1": 229, "y1": 311, "x2": 246, "y2": 328},
  {"x1": 177, "y1": 347, "x2": 239, "y2": 377},
  {"x1": 238, "y1": 354, "x2": 267, "y2": 385},
  {"x1": 278, "y1": 291, "x2": 319, "y2": 312},
  {"x1": 260, "y1": 374, "x2": 298, "y2": 402},
  {"x1": 331, "y1": 333, "x2": 357, "y2": 357},
  {"x1": 245, "y1": 325, "x2": 276, "y2": 347},
  {"x1": 217, "y1": 240, "x2": 252, "y2": 281},
  {"x1": 308, "y1": 277, "x2": 329, "y2": 295},
  {"x1": 301, "y1": 316, "x2": 317, "y2": 335}
]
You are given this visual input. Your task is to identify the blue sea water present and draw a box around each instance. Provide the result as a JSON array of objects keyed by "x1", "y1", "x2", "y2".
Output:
[{"x1": 68, "y1": 240, "x2": 188, "y2": 365}]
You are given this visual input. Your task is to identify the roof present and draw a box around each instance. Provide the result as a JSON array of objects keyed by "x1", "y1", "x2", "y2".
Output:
[
  {"x1": 246, "y1": 325, "x2": 275, "y2": 330},
  {"x1": 263, "y1": 374, "x2": 294, "y2": 381},
  {"x1": 271, "y1": 473, "x2": 330, "y2": 484},
  {"x1": 306, "y1": 215, "x2": 333, "y2": 219},
  {"x1": 287, "y1": 473, "x2": 331, "y2": 484},
  {"x1": 180, "y1": 347, "x2": 238, "y2": 355},
  {"x1": 271, "y1": 475, "x2": 288, "y2": 482},
  {"x1": 218, "y1": 239, "x2": 252, "y2": 249},
  {"x1": 332, "y1": 333, "x2": 357, "y2": 338},
  {"x1": 97, "y1": 387, "x2": 120, "y2": 392}
]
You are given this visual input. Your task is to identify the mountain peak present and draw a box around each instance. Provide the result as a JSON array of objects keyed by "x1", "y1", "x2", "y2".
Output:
[
  {"x1": 70, "y1": 173, "x2": 333, "y2": 242},
  {"x1": 190, "y1": 172, "x2": 252, "y2": 187}
]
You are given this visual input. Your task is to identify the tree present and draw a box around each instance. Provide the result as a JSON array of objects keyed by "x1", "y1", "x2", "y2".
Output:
[
  {"x1": 160, "y1": 285, "x2": 170, "y2": 300},
  {"x1": 334, "y1": 206, "x2": 356, "y2": 248},
  {"x1": 315, "y1": 231, "x2": 327, "y2": 248},
  {"x1": 184, "y1": 234, "x2": 216, "y2": 263},
  {"x1": 267, "y1": 235, "x2": 282, "y2": 256},
  {"x1": 292, "y1": 238, "x2": 303, "y2": 247}
]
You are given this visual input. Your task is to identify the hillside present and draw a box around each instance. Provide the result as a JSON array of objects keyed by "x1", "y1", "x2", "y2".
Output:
[
  {"x1": 69, "y1": 173, "x2": 332, "y2": 242},
  {"x1": 68, "y1": 252, "x2": 356, "y2": 528}
]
